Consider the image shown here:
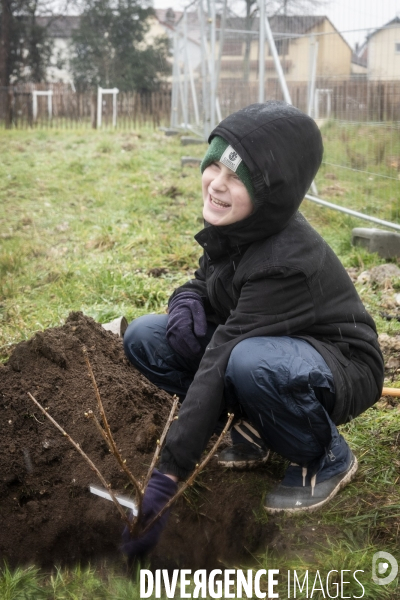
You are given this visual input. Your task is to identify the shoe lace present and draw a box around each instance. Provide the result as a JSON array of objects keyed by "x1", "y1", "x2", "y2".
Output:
[
  {"x1": 310, "y1": 474, "x2": 317, "y2": 497},
  {"x1": 290, "y1": 463, "x2": 317, "y2": 496},
  {"x1": 234, "y1": 420, "x2": 263, "y2": 449}
]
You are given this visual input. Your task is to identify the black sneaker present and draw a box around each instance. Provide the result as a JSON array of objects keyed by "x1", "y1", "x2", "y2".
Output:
[
  {"x1": 264, "y1": 440, "x2": 358, "y2": 513},
  {"x1": 217, "y1": 443, "x2": 270, "y2": 469},
  {"x1": 217, "y1": 420, "x2": 270, "y2": 469}
]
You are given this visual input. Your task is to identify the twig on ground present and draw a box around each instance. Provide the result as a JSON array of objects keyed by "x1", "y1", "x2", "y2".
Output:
[
  {"x1": 382, "y1": 387, "x2": 400, "y2": 398},
  {"x1": 141, "y1": 412, "x2": 235, "y2": 535},
  {"x1": 142, "y1": 394, "x2": 180, "y2": 491},
  {"x1": 82, "y1": 346, "x2": 143, "y2": 526},
  {"x1": 27, "y1": 392, "x2": 130, "y2": 529}
]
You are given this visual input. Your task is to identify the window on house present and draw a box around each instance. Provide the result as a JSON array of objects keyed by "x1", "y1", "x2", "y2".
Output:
[
  {"x1": 395, "y1": 42, "x2": 400, "y2": 53},
  {"x1": 269, "y1": 38, "x2": 289, "y2": 56}
]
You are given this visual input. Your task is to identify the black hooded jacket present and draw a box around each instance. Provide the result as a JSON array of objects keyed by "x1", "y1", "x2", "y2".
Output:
[{"x1": 159, "y1": 102, "x2": 384, "y2": 480}]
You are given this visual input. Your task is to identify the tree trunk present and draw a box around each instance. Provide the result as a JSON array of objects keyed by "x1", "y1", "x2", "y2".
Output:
[
  {"x1": 0, "y1": 0, "x2": 12, "y2": 87},
  {"x1": 0, "y1": 0, "x2": 12, "y2": 127}
]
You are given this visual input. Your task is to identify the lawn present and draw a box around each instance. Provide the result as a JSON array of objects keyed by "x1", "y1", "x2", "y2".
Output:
[{"x1": 1, "y1": 123, "x2": 400, "y2": 599}]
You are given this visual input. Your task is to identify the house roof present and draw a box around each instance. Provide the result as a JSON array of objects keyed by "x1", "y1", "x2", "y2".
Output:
[
  {"x1": 366, "y1": 16, "x2": 400, "y2": 41},
  {"x1": 154, "y1": 8, "x2": 331, "y2": 39},
  {"x1": 36, "y1": 15, "x2": 80, "y2": 38},
  {"x1": 220, "y1": 14, "x2": 352, "y2": 52},
  {"x1": 34, "y1": 10, "x2": 350, "y2": 52},
  {"x1": 224, "y1": 14, "x2": 326, "y2": 35}
]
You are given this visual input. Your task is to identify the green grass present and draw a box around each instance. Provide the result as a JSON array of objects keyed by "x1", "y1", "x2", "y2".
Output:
[
  {"x1": 1, "y1": 123, "x2": 399, "y2": 357},
  {"x1": 1, "y1": 124, "x2": 400, "y2": 598},
  {"x1": 0, "y1": 127, "x2": 206, "y2": 355},
  {"x1": 317, "y1": 120, "x2": 400, "y2": 223},
  {"x1": 0, "y1": 562, "x2": 145, "y2": 599}
]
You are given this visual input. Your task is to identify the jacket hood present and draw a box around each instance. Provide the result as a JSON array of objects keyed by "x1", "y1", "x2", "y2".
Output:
[{"x1": 195, "y1": 101, "x2": 323, "y2": 258}]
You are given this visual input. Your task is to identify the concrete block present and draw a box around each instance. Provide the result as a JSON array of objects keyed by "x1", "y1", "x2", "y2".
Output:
[
  {"x1": 181, "y1": 156, "x2": 202, "y2": 167},
  {"x1": 163, "y1": 129, "x2": 179, "y2": 136},
  {"x1": 352, "y1": 227, "x2": 400, "y2": 259},
  {"x1": 180, "y1": 136, "x2": 206, "y2": 146}
]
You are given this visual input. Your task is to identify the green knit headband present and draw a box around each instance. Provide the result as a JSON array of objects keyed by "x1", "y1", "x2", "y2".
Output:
[{"x1": 200, "y1": 136, "x2": 255, "y2": 201}]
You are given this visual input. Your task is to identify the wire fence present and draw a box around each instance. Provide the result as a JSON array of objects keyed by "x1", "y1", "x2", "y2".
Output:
[
  {"x1": 167, "y1": 5, "x2": 400, "y2": 230},
  {"x1": 1, "y1": 7, "x2": 400, "y2": 231}
]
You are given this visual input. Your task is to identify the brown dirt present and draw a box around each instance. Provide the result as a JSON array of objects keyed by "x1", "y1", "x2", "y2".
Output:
[{"x1": 0, "y1": 312, "x2": 278, "y2": 570}]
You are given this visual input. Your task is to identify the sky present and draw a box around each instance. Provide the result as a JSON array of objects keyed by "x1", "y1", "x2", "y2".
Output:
[
  {"x1": 325, "y1": 0, "x2": 400, "y2": 46},
  {"x1": 153, "y1": 0, "x2": 400, "y2": 48}
]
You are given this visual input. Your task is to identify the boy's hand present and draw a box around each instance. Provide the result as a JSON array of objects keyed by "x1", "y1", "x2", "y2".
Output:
[
  {"x1": 166, "y1": 292, "x2": 207, "y2": 359},
  {"x1": 121, "y1": 470, "x2": 177, "y2": 563}
]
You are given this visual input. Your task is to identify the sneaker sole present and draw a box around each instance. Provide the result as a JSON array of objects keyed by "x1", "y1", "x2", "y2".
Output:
[
  {"x1": 218, "y1": 450, "x2": 270, "y2": 470},
  {"x1": 264, "y1": 455, "x2": 358, "y2": 514}
]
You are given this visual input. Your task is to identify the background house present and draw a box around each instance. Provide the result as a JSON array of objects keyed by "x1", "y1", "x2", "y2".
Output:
[
  {"x1": 28, "y1": 10, "x2": 358, "y2": 89},
  {"x1": 366, "y1": 17, "x2": 400, "y2": 80},
  {"x1": 218, "y1": 15, "x2": 353, "y2": 83}
]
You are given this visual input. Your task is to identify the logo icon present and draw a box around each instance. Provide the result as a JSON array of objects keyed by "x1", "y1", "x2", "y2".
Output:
[
  {"x1": 229, "y1": 151, "x2": 238, "y2": 161},
  {"x1": 372, "y1": 551, "x2": 398, "y2": 585}
]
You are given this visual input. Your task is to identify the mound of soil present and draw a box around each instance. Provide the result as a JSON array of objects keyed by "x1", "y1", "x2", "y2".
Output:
[{"x1": 0, "y1": 313, "x2": 276, "y2": 570}]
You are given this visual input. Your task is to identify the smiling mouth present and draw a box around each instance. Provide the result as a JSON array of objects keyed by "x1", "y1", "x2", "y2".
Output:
[{"x1": 210, "y1": 195, "x2": 230, "y2": 209}]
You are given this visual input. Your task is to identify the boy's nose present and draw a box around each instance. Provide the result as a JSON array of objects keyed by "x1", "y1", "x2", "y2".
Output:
[{"x1": 210, "y1": 173, "x2": 227, "y2": 190}]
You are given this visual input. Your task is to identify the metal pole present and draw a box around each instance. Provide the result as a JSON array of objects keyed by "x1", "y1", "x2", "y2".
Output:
[
  {"x1": 258, "y1": 0, "x2": 265, "y2": 102},
  {"x1": 314, "y1": 89, "x2": 319, "y2": 120},
  {"x1": 112, "y1": 89, "x2": 117, "y2": 127},
  {"x1": 210, "y1": 0, "x2": 217, "y2": 131},
  {"x1": 265, "y1": 15, "x2": 292, "y2": 104},
  {"x1": 32, "y1": 92, "x2": 37, "y2": 121},
  {"x1": 183, "y1": 9, "x2": 189, "y2": 129},
  {"x1": 215, "y1": 0, "x2": 227, "y2": 97},
  {"x1": 170, "y1": 29, "x2": 179, "y2": 128},
  {"x1": 48, "y1": 91, "x2": 53, "y2": 119},
  {"x1": 187, "y1": 58, "x2": 200, "y2": 126},
  {"x1": 178, "y1": 59, "x2": 187, "y2": 127},
  {"x1": 305, "y1": 194, "x2": 400, "y2": 232},
  {"x1": 97, "y1": 87, "x2": 102, "y2": 129},
  {"x1": 178, "y1": 29, "x2": 189, "y2": 128},
  {"x1": 307, "y1": 34, "x2": 318, "y2": 117},
  {"x1": 216, "y1": 97, "x2": 222, "y2": 122},
  {"x1": 199, "y1": 0, "x2": 210, "y2": 138}
]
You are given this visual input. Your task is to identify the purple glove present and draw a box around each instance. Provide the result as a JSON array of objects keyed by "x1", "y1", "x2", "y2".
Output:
[
  {"x1": 121, "y1": 470, "x2": 177, "y2": 563},
  {"x1": 166, "y1": 292, "x2": 207, "y2": 359}
]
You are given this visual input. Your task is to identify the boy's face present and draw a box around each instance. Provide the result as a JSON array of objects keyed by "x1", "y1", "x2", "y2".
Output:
[{"x1": 202, "y1": 161, "x2": 254, "y2": 226}]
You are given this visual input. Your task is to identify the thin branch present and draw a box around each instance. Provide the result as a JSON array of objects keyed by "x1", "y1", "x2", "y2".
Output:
[
  {"x1": 141, "y1": 412, "x2": 235, "y2": 535},
  {"x1": 27, "y1": 391, "x2": 130, "y2": 530},
  {"x1": 82, "y1": 347, "x2": 143, "y2": 522},
  {"x1": 142, "y1": 395, "x2": 179, "y2": 491},
  {"x1": 84, "y1": 408, "x2": 143, "y2": 523}
]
